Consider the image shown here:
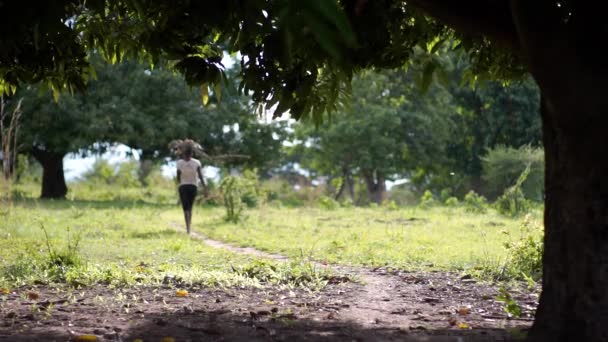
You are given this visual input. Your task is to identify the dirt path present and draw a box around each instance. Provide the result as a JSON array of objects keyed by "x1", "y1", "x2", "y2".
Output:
[
  {"x1": 0, "y1": 226, "x2": 538, "y2": 342},
  {"x1": 182, "y1": 226, "x2": 538, "y2": 340}
]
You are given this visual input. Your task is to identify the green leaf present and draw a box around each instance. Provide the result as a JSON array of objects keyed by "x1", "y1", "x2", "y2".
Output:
[
  {"x1": 305, "y1": 11, "x2": 342, "y2": 60},
  {"x1": 420, "y1": 61, "x2": 437, "y2": 94},
  {"x1": 307, "y1": 0, "x2": 356, "y2": 46},
  {"x1": 201, "y1": 84, "x2": 209, "y2": 105},
  {"x1": 214, "y1": 82, "x2": 222, "y2": 102}
]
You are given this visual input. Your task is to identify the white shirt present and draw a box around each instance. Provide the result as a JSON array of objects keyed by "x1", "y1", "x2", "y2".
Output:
[{"x1": 177, "y1": 158, "x2": 201, "y2": 186}]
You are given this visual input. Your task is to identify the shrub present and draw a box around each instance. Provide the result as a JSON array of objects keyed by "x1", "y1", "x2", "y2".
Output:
[
  {"x1": 240, "y1": 169, "x2": 262, "y2": 208},
  {"x1": 383, "y1": 199, "x2": 399, "y2": 210},
  {"x1": 482, "y1": 145, "x2": 544, "y2": 201},
  {"x1": 318, "y1": 195, "x2": 339, "y2": 210},
  {"x1": 463, "y1": 191, "x2": 487, "y2": 213},
  {"x1": 503, "y1": 214, "x2": 544, "y2": 281},
  {"x1": 439, "y1": 188, "x2": 452, "y2": 203},
  {"x1": 445, "y1": 196, "x2": 459, "y2": 207},
  {"x1": 219, "y1": 176, "x2": 246, "y2": 222},
  {"x1": 419, "y1": 190, "x2": 435, "y2": 207},
  {"x1": 495, "y1": 166, "x2": 531, "y2": 217}
]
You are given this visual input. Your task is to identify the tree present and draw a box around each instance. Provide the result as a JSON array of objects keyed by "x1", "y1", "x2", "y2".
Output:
[
  {"x1": 293, "y1": 69, "x2": 453, "y2": 204},
  {"x1": 16, "y1": 86, "x2": 107, "y2": 198},
  {"x1": 444, "y1": 65, "x2": 541, "y2": 196},
  {"x1": 0, "y1": 1, "x2": 605, "y2": 339}
]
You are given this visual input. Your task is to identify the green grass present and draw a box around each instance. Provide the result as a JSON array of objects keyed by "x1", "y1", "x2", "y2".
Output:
[
  {"x1": 0, "y1": 196, "x2": 332, "y2": 290},
  {"x1": 187, "y1": 205, "x2": 543, "y2": 277},
  {"x1": 1, "y1": 179, "x2": 543, "y2": 289}
]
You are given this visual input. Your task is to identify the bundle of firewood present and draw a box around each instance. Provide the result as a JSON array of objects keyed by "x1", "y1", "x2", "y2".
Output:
[{"x1": 168, "y1": 139, "x2": 249, "y2": 164}]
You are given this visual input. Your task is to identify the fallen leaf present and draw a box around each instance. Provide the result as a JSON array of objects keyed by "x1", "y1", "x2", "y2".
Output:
[
  {"x1": 73, "y1": 335, "x2": 97, "y2": 342},
  {"x1": 448, "y1": 317, "x2": 458, "y2": 326},
  {"x1": 458, "y1": 307, "x2": 471, "y2": 315},
  {"x1": 27, "y1": 292, "x2": 39, "y2": 300},
  {"x1": 175, "y1": 290, "x2": 188, "y2": 297},
  {"x1": 0, "y1": 288, "x2": 9, "y2": 295},
  {"x1": 161, "y1": 338, "x2": 175, "y2": 342},
  {"x1": 458, "y1": 323, "x2": 471, "y2": 329}
]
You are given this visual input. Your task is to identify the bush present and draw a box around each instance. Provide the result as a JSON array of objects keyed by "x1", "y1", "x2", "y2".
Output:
[
  {"x1": 502, "y1": 215, "x2": 544, "y2": 281},
  {"x1": 383, "y1": 200, "x2": 399, "y2": 210},
  {"x1": 463, "y1": 191, "x2": 487, "y2": 213},
  {"x1": 419, "y1": 190, "x2": 435, "y2": 207},
  {"x1": 482, "y1": 145, "x2": 544, "y2": 201},
  {"x1": 317, "y1": 195, "x2": 339, "y2": 210},
  {"x1": 495, "y1": 166, "x2": 531, "y2": 217},
  {"x1": 219, "y1": 176, "x2": 246, "y2": 222},
  {"x1": 240, "y1": 169, "x2": 262, "y2": 208},
  {"x1": 439, "y1": 188, "x2": 452, "y2": 203},
  {"x1": 445, "y1": 196, "x2": 459, "y2": 207}
]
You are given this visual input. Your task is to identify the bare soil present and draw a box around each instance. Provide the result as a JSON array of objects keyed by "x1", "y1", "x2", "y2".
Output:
[{"x1": 0, "y1": 229, "x2": 538, "y2": 341}]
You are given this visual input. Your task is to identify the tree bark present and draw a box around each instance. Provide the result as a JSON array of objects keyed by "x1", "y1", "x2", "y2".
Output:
[
  {"x1": 32, "y1": 148, "x2": 67, "y2": 199},
  {"x1": 138, "y1": 149, "x2": 155, "y2": 187},
  {"x1": 507, "y1": 1, "x2": 608, "y2": 340},
  {"x1": 527, "y1": 91, "x2": 608, "y2": 342},
  {"x1": 335, "y1": 167, "x2": 355, "y2": 201},
  {"x1": 362, "y1": 170, "x2": 386, "y2": 204}
]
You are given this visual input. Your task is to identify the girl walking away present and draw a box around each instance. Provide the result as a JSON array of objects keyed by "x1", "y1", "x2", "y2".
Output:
[{"x1": 176, "y1": 140, "x2": 207, "y2": 234}]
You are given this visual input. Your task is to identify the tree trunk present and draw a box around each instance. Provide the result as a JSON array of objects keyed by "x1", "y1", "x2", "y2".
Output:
[
  {"x1": 32, "y1": 148, "x2": 67, "y2": 199},
  {"x1": 335, "y1": 167, "x2": 355, "y2": 201},
  {"x1": 508, "y1": 2, "x2": 608, "y2": 339},
  {"x1": 362, "y1": 170, "x2": 386, "y2": 204},
  {"x1": 527, "y1": 94, "x2": 608, "y2": 341},
  {"x1": 138, "y1": 150, "x2": 155, "y2": 187}
]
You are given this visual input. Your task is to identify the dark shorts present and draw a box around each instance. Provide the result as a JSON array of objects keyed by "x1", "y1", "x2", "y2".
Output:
[{"x1": 178, "y1": 184, "x2": 197, "y2": 211}]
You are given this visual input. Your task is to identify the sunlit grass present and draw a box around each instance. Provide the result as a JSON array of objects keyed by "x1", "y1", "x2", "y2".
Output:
[
  {"x1": 0, "y1": 200, "x2": 266, "y2": 286},
  {"x1": 185, "y1": 205, "x2": 543, "y2": 276}
]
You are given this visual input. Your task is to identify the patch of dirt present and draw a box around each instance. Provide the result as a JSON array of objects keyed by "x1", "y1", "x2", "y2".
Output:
[{"x1": 0, "y1": 227, "x2": 538, "y2": 341}]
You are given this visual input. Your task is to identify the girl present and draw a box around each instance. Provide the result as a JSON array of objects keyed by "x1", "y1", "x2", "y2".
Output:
[{"x1": 176, "y1": 141, "x2": 207, "y2": 234}]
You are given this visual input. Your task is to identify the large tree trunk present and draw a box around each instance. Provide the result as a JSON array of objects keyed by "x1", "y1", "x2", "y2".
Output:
[
  {"x1": 32, "y1": 148, "x2": 67, "y2": 199},
  {"x1": 528, "y1": 92, "x2": 608, "y2": 341},
  {"x1": 508, "y1": 2, "x2": 608, "y2": 340},
  {"x1": 362, "y1": 170, "x2": 386, "y2": 204}
]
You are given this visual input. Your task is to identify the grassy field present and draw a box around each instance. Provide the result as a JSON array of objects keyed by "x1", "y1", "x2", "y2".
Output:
[
  {"x1": 1, "y1": 180, "x2": 543, "y2": 290},
  {"x1": 182, "y1": 205, "x2": 543, "y2": 277}
]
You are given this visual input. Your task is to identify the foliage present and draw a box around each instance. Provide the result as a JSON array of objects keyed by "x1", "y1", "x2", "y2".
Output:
[
  {"x1": 231, "y1": 259, "x2": 339, "y2": 290},
  {"x1": 503, "y1": 215, "x2": 543, "y2": 281},
  {"x1": 219, "y1": 176, "x2": 246, "y2": 222},
  {"x1": 495, "y1": 166, "x2": 532, "y2": 217},
  {"x1": 290, "y1": 69, "x2": 453, "y2": 203},
  {"x1": 463, "y1": 191, "x2": 488, "y2": 213},
  {"x1": 496, "y1": 286, "x2": 522, "y2": 318},
  {"x1": 81, "y1": 159, "x2": 140, "y2": 188},
  {"x1": 419, "y1": 190, "x2": 436, "y2": 207},
  {"x1": 442, "y1": 74, "x2": 541, "y2": 196},
  {"x1": 445, "y1": 197, "x2": 459, "y2": 207},
  {"x1": 317, "y1": 196, "x2": 340, "y2": 210},
  {"x1": 482, "y1": 145, "x2": 544, "y2": 201}
]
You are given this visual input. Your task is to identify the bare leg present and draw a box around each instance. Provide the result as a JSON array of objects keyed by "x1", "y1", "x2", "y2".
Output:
[{"x1": 183, "y1": 210, "x2": 191, "y2": 234}]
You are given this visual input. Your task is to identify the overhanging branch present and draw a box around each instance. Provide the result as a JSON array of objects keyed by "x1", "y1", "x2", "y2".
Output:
[{"x1": 406, "y1": 0, "x2": 520, "y2": 50}]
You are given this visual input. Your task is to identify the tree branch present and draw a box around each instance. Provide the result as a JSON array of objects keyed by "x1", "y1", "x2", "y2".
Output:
[{"x1": 407, "y1": 0, "x2": 520, "y2": 50}]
